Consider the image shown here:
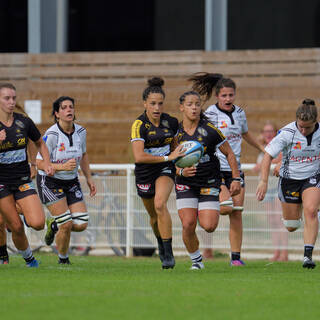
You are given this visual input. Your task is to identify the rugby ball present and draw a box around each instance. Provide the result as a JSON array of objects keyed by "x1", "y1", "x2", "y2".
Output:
[{"x1": 175, "y1": 141, "x2": 204, "y2": 168}]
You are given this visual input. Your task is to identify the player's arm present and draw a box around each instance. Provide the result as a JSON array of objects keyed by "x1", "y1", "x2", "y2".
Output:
[
  {"x1": 80, "y1": 152, "x2": 96, "y2": 197},
  {"x1": 256, "y1": 152, "x2": 274, "y2": 201},
  {"x1": 219, "y1": 141, "x2": 241, "y2": 196},
  {"x1": 27, "y1": 141, "x2": 38, "y2": 179},
  {"x1": 34, "y1": 138, "x2": 54, "y2": 176}
]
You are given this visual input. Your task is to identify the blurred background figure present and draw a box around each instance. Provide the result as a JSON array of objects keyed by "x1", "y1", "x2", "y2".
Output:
[{"x1": 253, "y1": 121, "x2": 288, "y2": 261}]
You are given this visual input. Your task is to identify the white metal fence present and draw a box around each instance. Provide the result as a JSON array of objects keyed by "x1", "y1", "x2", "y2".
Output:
[{"x1": 10, "y1": 164, "x2": 309, "y2": 256}]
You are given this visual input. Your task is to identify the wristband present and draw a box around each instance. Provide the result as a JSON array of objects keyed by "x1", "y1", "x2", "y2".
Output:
[
  {"x1": 163, "y1": 156, "x2": 169, "y2": 162},
  {"x1": 179, "y1": 168, "x2": 184, "y2": 176},
  {"x1": 231, "y1": 177, "x2": 241, "y2": 182}
]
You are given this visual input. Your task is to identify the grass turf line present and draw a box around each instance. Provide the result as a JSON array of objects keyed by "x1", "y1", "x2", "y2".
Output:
[{"x1": 1, "y1": 254, "x2": 319, "y2": 320}]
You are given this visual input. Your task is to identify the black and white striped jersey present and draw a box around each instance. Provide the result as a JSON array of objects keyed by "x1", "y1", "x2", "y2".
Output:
[
  {"x1": 204, "y1": 104, "x2": 248, "y2": 171},
  {"x1": 37, "y1": 122, "x2": 86, "y2": 180},
  {"x1": 265, "y1": 121, "x2": 320, "y2": 180}
]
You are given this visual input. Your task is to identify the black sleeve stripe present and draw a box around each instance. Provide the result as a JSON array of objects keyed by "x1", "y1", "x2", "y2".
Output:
[
  {"x1": 46, "y1": 131, "x2": 59, "y2": 137},
  {"x1": 282, "y1": 128, "x2": 295, "y2": 134}
]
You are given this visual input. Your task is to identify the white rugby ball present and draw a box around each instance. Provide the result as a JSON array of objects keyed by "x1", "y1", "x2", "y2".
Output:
[{"x1": 175, "y1": 141, "x2": 204, "y2": 168}]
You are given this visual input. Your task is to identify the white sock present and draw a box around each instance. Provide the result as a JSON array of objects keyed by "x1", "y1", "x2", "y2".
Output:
[{"x1": 189, "y1": 249, "x2": 202, "y2": 263}]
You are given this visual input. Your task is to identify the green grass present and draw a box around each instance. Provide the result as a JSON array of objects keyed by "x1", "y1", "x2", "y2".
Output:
[{"x1": 1, "y1": 254, "x2": 320, "y2": 320}]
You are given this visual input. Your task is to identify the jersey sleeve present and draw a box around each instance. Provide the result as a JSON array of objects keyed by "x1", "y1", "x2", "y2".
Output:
[
  {"x1": 80, "y1": 128, "x2": 87, "y2": 153},
  {"x1": 131, "y1": 119, "x2": 146, "y2": 142},
  {"x1": 26, "y1": 117, "x2": 41, "y2": 142},
  {"x1": 170, "y1": 117, "x2": 179, "y2": 135},
  {"x1": 207, "y1": 122, "x2": 226, "y2": 147},
  {"x1": 38, "y1": 130, "x2": 58, "y2": 160},
  {"x1": 240, "y1": 110, "x2": 249, "y2": 134},
  {"x1": 265, "y1": 129, "x2": 289, "y2": 158}
]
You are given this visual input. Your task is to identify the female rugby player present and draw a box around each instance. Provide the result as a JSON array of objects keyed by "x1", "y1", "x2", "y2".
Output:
[
  {"x1": 37, "y1": 96, "x2": 96, "y2": 264},
  {"x1": 189, "y1": 73, "x2": 264, "y2": 266},
  {"x1": 256, "y1": 99, "x2": 320, "y2": 269},
  {"x1": 174, "y1": 91, "x2": 241, "y2": 270},
  {"x1": 0, "y1": 83, "x2": 53, "y2": 267},
  {"x1": 131, "y1": 77, "x2": 184, "y2": 269}
]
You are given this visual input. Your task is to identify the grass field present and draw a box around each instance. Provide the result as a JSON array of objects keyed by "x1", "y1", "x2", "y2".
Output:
[{"x1": 1, "y1": 253, "x2": 320, "y2": 320}]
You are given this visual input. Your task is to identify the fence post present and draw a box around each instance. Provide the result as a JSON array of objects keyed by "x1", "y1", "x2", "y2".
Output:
[{"x1": 126, "y1": 167, "x2": 133, "y2": 257}]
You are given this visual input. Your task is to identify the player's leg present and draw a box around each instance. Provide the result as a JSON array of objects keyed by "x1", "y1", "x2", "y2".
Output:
[
  {"x1": 0, "y1": 213, "x2": 9, "y2": 264},
  {"x1": 154, "y1": 176, "x2": 175, "y2": 268},
  {"x1": 301, "y1": 187, "x2": 320, "y2": 269},
  {"x1": 0, "y1": 194, "x2": 38, "y2": 267}
]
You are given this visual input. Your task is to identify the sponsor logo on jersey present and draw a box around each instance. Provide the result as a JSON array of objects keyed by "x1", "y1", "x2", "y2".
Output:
[
  {"x1": 293, "y1": 142, "x2": 301, "y2": 150},
  {"x1": 197, "y1": 127, "x2": 208, "y2": 136},
  {"x1": 161, "y1": 120, "x2": 169, "y2": 128},
  {"x1": 309, "y1": 178, "x2": 317, "y2": 184},
  {"x1": 15, "y1": 120, "x2": 25, "y2": 128},
  {"x1": 220, "y1": 121, "x2": 228, "y2": 128},
  {"x1": 200, "y1": 187, "x2": 219, "y2": 196},
  {"x1": 58, "y1": 143, "x2": 65, "y2": 151},
  {"x1": 286, "y1": 191, "x2": 299, "y2": 197},
  {"x1": 0, "y1": 141, "x2": 13, "y2": 150},
  {"x1": 17, "y1": 137, "x2": 26, "y2": 146},
  {"x1": 175, "y1": 184, "x2": 190, "y2": 191},
  {"x1": 137, "y1": 184, "x2": 151, "y2": 191},
  {"x1": 145, "y1": 123, "x2": 151, "y2": 129},
  {"x1": 19, "y1": 183, "x2": 31, "y2": 192},
  {"x1": 43, "y1": 135, "x2": 48, "y2": 143},
  {"x1": 148, "y1": 131, "x2": 156, "y2": 135}
]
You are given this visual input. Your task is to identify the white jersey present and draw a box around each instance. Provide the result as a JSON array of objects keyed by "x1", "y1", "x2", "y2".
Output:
[
  {"x1": 265, "y1": 121, "x2": 320, "y2": 180},
  {"x1": 37, "y1": 123, "x2": 86, "y2": 180},
  {"x1": 204, "y1": 104, "x2": 248, "y2": 170}
]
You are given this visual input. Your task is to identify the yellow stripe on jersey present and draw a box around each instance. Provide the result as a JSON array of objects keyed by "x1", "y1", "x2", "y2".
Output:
[
  {"x1": 207, "y1": 122, "x2": 225, "y2": 140},
  {"x1": 131, "y1": 120, "x2": 143, "y2": 139}
]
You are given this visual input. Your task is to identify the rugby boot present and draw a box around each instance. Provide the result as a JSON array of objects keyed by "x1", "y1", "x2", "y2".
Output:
[
  {"x1": 190, "y1": 262, "x2": 204, "y2": 270},
  {"x1": 45, "y1": 218, "x2": 57, "y2": 246},
  {"x1": 303, "y1": 256, "x2": 316, "y2": 269},
  {"x1": 26, "y1": 259, "x2": 39, "y2": 268}
]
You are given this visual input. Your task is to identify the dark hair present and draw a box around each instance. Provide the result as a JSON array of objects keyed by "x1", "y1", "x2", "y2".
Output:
[
  {"x1": 52, "y1": 96, "x2": 75, "y2": 122},
  {"x1": 179, "y1": 90, "x2": 201, "y2": 104},
  {"x1": 188, "y1": 72, "x2": 236, "y2": 102},
  {"x1": 0, "y1": 83, "x2": 16, "y2": 91},
  {"x1": 142, "y1": 77, "x2": 165, "y2": 101},
  {"x1": 179, "y1": 90, "x2": 208, "y2": 121},
  {"x1": 296, "y1": 98, "x2": 317, "y2": 122}
]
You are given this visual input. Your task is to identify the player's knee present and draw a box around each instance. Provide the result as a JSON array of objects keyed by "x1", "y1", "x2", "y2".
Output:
[
  {"x1": 182, "y1": 220, "x2": 197, "y2": 232},
  {"x1": 203, "y1": 224, "x2": 218, "y2": 233},
  {"x1": 31, "y1": 220, "x2": 45, "y2": 231},
  {"x1": 154, "y1": 200, "x2": 166, "y2": 214},
  {"x1": 283, "y1": 219, "x2": 301, "y2": 232},
  {"x1": 71, "y1": 212, "x2": 89, "y2": 229}
]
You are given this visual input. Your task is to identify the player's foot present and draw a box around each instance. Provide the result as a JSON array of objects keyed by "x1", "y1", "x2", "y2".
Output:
[
  {"x1": 230, "y1": 259, "x2": 245, "y2": 266},
  {"x1": 0, "y1": 254, "x2": 9, "y2": 265},
  {"x1": 58, "y1": 257, "x2": 71, "y2": 265},
  {"x1": 303, "y1": 256, "x2": 316, "y2": 269},
  {"x1": 162, "y1": 255, "x2": 175, "y2": 269},
  {"x1": 26, "y1": 259, "x2": 39, "y2": 268},
  {"x1": 190, "y1": 262, "x2": 204, "y2": 270},
  {"x1": 45, "y1": 218, "x2": 57, "y2": 246}
]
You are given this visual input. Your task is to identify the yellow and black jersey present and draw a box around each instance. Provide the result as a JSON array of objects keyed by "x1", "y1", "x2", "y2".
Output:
[
  {"x1": 131, "y1": 112, "x2": 178, "y2": 182},
  {"x1": 0, "y1": 112, "x2": 41, "y2": 185},
  {"x1": 176, "y1": 118, "x2": 225, "y2": 188}
]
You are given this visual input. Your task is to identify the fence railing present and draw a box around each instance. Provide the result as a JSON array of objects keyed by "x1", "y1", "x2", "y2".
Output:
[{"x1": 11, "y1": 163, "x2": 310, "y2": 257}]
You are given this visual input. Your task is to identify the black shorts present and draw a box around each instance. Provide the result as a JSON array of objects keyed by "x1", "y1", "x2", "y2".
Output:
[
  {"x1": 37, "y1": 174, "x2": 84, "y2": 206},
  {"x1": 135, "y1": 165, "x2": 175, "y2": 199},
  {"x1": 0, "y1": 181, "x2": 37, "y2": 200},
  {"x1": 221, "y1": 171, "x2": 245, "y2": 189},
  {"x1": 278, "y1": 174, "x2": 320, "y2": 204},
  {"x1": 175, "y1": 183, "x2": 220, "y2": 210}
]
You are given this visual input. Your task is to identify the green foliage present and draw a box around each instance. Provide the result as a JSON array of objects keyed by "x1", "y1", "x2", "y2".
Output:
[{"x1": 1, "y1": 254, "x2": 320, "y2": 320}]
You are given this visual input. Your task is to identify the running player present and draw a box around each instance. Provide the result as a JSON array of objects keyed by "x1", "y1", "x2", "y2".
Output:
[
  {"x1": 174, "y1": 91, "x2": 241, "y2": 270},
  {"x1": 256, "y1": 99, "x2": 320, "y2": 269},
  {"x1": 0, "y1": 83, "x2": 53, "y2": 267},
  {"x1": 37, "y1": 96, "x2": 96, "y2": 265},
  {"x1": 131, "y1": 77, "x2": 184, "y2": 269},
  {"x1": 189, "y1": 73, "x2": 264, "y2": 266}
]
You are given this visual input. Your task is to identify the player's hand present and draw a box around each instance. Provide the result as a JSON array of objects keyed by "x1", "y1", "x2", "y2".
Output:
[
  {"x1": 30, "y1": 164, "x2": 37, "y2": 179},
  {"x1": 44, "y1": 163, "x2": 55, "y2": 176},
  {"x1": 180, "y1": 166, "x2": 197, "y2": 177},
  {"x1": 169, "y1": 145, "x2": 185, "y2": 161},
  {"x1": 256, "y1": 180, "x2": 267, "y2": 201},
  {"x1": 273, "y1": 163, "x2": 281, "y2": 177},
  {"x1": 87, "y1": 178, "x2": 97, "y2": 197},
  {"x1": 63, "y1": 159, "x2": 77, "y2": 171},
  {"x1": 0, "y1": 129, "x2": 6, "y2": 142},
  {"x1": 230, "y1": 181, "x2": 241, "y2": 196}
]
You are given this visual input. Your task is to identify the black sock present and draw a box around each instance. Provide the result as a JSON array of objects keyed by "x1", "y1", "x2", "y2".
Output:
[
  {"x1": 162, "y1": 238, "x2": 173, "y2": 257},
  {"x1": 304, "y1": 245, "x2": 314, "y2": 259},
  {"x1": 0, "y1": 244, "x2": 8, "y2": 256},
  {"x1": 231, "y1": 252, "x2": 241, "y2": 261},
  {"x1": 156, "y1": 237, "x2": 164, "y2": 250}
]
